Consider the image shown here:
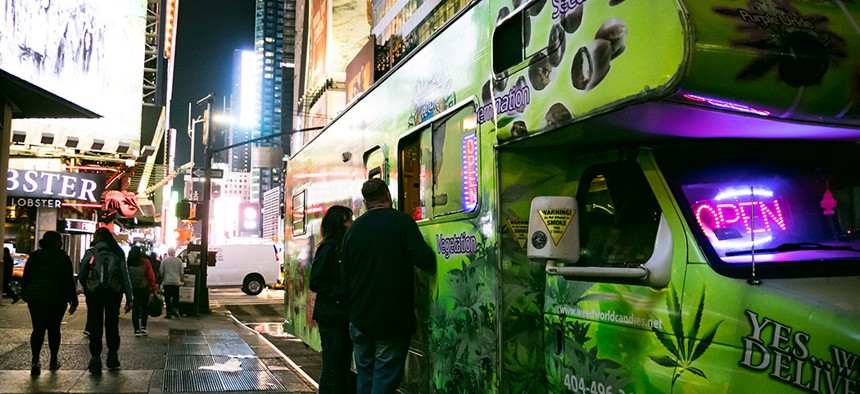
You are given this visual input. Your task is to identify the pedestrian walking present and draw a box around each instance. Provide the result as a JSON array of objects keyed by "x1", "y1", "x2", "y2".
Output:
[
  {"x1": 310, "y1": 205, "x2": 355, "y2": 394},
  {"x1": 341, "y1": 179, "x2": 436, "y2": 393},
  {"x1": 148, "y1": 252, "x2": 162, "y2": 286},
  {"x1": 160, "y1": 247, "x2": 184, "y2": 319},
  {"x1": 78, "y1": 227, "x2": 133, "y2": 374},
  {"x1": 127, "y1": 246, "x2": 157, "y2": 336},
  {"x1": 19, "y1": 231, "x2": 78, "y2": 376}
]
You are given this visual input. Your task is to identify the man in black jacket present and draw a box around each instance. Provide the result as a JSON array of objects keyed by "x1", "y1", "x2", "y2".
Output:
[{"x1": 341, "y1": 178, "x2": 436, "y2": 393}]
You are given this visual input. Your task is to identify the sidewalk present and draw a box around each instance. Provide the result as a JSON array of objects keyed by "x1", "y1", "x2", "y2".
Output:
[{"x1": 0, "y1": 295, "x2": 316, "y2": 394}]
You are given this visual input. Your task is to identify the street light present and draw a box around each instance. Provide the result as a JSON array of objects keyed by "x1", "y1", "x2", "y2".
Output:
[{"x1": 192, "y1": 91, "x2": 323, "y2": 313}]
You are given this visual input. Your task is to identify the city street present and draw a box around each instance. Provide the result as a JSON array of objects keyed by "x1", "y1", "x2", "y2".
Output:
[{"x1": 0, "y1": 289, "x2": 320, "y2": 394}]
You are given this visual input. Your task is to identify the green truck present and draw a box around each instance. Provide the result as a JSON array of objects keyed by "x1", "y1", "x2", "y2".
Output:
[{"x1": 284, "y1": 0, "x2": 860, "y2": 392}]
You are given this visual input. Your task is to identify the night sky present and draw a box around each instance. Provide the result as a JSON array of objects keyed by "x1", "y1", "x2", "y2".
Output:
[{"x1": 170, "y1": 0, "x2": 256, "y2": 168}]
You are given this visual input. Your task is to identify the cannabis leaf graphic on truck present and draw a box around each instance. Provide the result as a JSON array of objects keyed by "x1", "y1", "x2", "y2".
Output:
[{"x1": 649, "y1": 287, "x2": 723, "y2": 393}]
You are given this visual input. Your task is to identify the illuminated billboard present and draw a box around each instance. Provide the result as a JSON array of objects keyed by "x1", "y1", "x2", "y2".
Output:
[
  {"x1": 345, "y1": 38, "x2": 375, "y2": 103},
  {"x1": 308, "y1": 0, "x2": 328, "y2": 89},
  {"x1": 1, "y1": 0, "x2": 147, "y2": 151},
  {"x1": 240, "y1": 50, "x2": 260, "y2": 128}
]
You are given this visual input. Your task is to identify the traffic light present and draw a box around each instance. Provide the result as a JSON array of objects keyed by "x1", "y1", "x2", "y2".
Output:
[
  {"x1": 175, "y1": 200, "x2": 197, "y2": 220},
  {"x1": 174, "y1": 228, "x2": 191, "y2": 244}
]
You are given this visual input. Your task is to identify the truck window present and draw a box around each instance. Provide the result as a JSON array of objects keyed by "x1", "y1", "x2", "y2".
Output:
[
  {"x1": 364, "y1": 146, "x2": 387, "y2": 181},
  {"x1": 657, "y1": 141, "x2": 860, "y2": 278},
  {"x1": 492, "y1": 0, "x2": 563, "y2": 74},
  {"x1": 397, "y1": 104, "x2": 479, "y2": 220},
  {"x1": 577, "y1": 161, "x2": 661, "y2": 268},
  {"x1": 291, "y1": 190, "x2": 306, "y2": 236}
]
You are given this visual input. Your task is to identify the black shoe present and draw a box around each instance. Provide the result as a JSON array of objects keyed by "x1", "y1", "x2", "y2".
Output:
[
  {"x1": 106, "y1": 352, "x2": 120, "y2": 371},
  {"x1": 30, "y1": 363, "x2": 40, "y2": 376},
  {"x1": 49, "y1": 360, "x2": 61, "y2": 370},
  {"x1": 87, "y1": 357, "x2": 102, "y2": 375}
]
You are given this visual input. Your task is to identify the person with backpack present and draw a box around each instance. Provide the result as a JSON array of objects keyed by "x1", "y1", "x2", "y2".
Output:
[
  {"x1": 127, "y1": 246, "x2": 157, "y2": 336},
  {"x1": 19, "y1": 231, "x2": 78, "y2": 376},
  {"x1": 78, "y1": 227, "x2": 133, "y2": 374}
]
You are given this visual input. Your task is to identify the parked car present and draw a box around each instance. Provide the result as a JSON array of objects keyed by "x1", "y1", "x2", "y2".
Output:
[{"x1": 8, "y1": 253, "x2": 27, "y2": 296}]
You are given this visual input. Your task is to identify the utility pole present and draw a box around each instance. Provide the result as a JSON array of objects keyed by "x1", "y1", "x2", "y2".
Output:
[
  {"x1": 197, "y1": 93, "x2": 214, "y2": 314},
  {"x1": 192, "y1": 89, "x2": 322, "y2": 313}
]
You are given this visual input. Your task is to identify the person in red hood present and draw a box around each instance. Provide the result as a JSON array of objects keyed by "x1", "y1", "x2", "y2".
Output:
[{"x1": 127, "y1": 246, "x2": 157, "y2": 337}]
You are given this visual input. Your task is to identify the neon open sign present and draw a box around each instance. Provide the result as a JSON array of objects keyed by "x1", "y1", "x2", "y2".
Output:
[
  {"x1": 461, "y1": 133, "x2": 478, "y2": 212},
  {"x1": 692, "y1": 188, "x2": 787, "y2": 243}
]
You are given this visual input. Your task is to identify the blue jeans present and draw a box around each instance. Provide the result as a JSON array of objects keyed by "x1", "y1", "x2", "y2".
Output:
[{"x1": 349, "y1": 323, "x2": 411, "y2": 394}]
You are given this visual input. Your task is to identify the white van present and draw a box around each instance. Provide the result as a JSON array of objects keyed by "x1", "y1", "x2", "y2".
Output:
[{"x1": 181, "y1": 243, "x2": 280, "y2": 295}]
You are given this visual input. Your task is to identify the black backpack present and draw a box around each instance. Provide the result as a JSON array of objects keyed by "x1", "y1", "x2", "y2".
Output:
[{"x1": 84, "y1": 246, "x2": 124, "y2": 293}]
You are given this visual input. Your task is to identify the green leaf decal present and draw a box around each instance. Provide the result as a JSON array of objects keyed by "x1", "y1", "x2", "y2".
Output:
[
  {"x1": 691, "y1": 321, "x2": 722, "y2": 362},
  {"x1": 687, "y1": 367, "x2": 707, "y2": 379},
  {"x1": 686, "y1": 291, "x2": 705, "y2": 358},
  {"x1": 649, "y1": 356, "x2": 681, "y2": 368},
  {"x1": 649, "y1": 286, "x2": 723, "y2": 393},
  {"x1": 652, "y1": 327, "x2": 680, "y2": 359},
  {"x1": 667, "y1": 287, "x2": 686, "y2": 360}
]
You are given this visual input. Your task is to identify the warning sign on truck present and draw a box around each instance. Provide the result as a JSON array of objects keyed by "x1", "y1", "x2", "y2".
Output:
[
  {"x1": 538, "y1": 209, "x2": 574, "y2": 245},
  {"x1": 507, "y1": 220, "x2": 530, "y2": 249}
]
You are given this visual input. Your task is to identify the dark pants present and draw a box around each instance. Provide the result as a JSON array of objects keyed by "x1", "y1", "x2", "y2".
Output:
[
  {"x1": 349, "y1": 323, "x2": 410, "y2": 394},
  {"x1": 163, "y1": 285, "x2": 179, "y2": 316},
  {"x1": 85, "y1": 290, "x2": 123, "y2": 357},
  {"x1": 131, "y1": 288, "x2": 151, "y2": 331},
  {"x1": 319, "y1": 323, "x2": 355, "y2": 394},
  {"x1": 27, "y1": 301, "x2": 67, "y2": 363}
]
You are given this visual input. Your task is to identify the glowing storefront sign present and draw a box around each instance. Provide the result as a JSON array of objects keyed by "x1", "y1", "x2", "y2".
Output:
[
  {"x1": 461, "y1": 133, "x2": 478, "y2": 212},
  {"x1": 691, "y1": 187, "x2": 788, "y2": 252}
]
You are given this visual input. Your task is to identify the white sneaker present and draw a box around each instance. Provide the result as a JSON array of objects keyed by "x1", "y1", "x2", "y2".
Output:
[
  {"x1": 134, "y1": 330, "x2": 142, "y2": 337},
  {"x1": 140, "y1": 328, "x2": 148, "y2": 335}
]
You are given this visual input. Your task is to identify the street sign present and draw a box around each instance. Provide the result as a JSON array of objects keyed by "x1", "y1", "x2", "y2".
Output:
[{"x1": 192, "y1": 168, "x2": 224, "y2": 179}]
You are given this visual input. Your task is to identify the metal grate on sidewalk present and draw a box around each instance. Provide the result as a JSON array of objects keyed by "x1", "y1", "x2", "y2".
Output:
[{"x1": 163, "y1": 329, "x2": 286, "y2": 392}]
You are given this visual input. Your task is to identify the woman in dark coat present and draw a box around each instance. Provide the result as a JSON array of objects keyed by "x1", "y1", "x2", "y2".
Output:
[
  {"x1": 20, "y1": 231, "x2": 78, "y2": 376},
  {"x1": 309, "y1": 205, "x2": 354, "y2": 393}
]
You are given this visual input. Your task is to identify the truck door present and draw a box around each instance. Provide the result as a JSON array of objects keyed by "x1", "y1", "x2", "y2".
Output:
[
  {"x1": 543, "y1": 154, "x2": 684, "y2": 394},
  {"x1": 395, "y1": 102, "x2": 496, "y2": 393}
]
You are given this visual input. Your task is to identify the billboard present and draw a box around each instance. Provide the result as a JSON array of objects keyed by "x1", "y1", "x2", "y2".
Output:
[
  {"x1": 308, "y1": 0, "x2": 328, "y2": 89},
  {"x1": 1, "y1": 0, "x2": 147, "y2": 151},
  {"x1": 345, "y1": 37, "x2": 375, "y2": 103}
]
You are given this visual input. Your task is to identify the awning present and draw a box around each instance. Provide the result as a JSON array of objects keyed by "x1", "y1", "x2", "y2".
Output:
[{"x1": 0, "y1": 69, "x2": 101, "y2": 119}]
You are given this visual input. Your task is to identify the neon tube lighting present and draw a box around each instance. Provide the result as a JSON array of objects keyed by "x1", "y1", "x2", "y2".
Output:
[
  {"x1": 62, "y1": 203, "x2": 103, "y2": 208},
  {"x1": 683, "y1": 94, "x2": 771, "y2": 117},
  {"x1": 715, "y1": 188, "x2": 774, "y2": 201}
]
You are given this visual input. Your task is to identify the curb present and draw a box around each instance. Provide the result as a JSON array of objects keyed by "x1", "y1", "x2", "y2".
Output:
[{"x1": 226, "y1": 311, "x2": 319, "y2": 391}]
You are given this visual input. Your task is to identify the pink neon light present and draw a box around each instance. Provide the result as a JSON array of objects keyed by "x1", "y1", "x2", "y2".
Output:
[
  {"x1": 462, "y1": 133, "x2": 478, "y2": 212},
  {"x1": 683, "y1": 94, "x2": 771, "y2": 117},
  {"x1": 695, "y1": 200, "x2": 787, "y2": 234}
]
